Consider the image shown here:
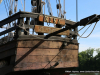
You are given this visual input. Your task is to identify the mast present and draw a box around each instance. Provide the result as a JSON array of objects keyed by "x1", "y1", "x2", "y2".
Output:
[
  {"x1": 31, "y1": 0, "x2": 44, "y2": 35},
  {"x1": 56, "y1": 0, "x2": 62, "y2": 37},
  {"x1": 36, "y1": 0, "x2": 44, "y2": 35}
]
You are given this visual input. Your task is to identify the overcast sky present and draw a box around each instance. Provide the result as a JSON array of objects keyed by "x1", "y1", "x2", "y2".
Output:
[{"x1": 0, "y1": 0, "x2": 100, "y2": 56}]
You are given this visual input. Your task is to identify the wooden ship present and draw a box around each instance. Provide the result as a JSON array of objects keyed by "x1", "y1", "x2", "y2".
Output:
[{"x1": 0, "y1": 0, "x2": 100, "y2": 75}]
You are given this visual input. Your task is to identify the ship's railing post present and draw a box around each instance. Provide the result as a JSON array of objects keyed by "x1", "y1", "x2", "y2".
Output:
[
  {"x1": 37, "y1": 0, "x2": 44, "y2": 35},
  {"x1": 73, "y1": 27, "x2": 78, "y2": 41},
  {"x1": 65, "y1": 25, "x2": 72, "y2": 41},
  {"x1": 15, "y1": 17, "x2": 24, "y2": 38},
  {"x1": 24, "y1": 17, "x2": 30, "y2": 35},
  {"x1": 56, "y1": 24, "x2": 62, "y2": 37}
]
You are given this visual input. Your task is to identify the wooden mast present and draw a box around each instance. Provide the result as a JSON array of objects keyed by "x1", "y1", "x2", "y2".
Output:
[{"x1": 36, "y1": 0, "x2": 44, "y2": 35}]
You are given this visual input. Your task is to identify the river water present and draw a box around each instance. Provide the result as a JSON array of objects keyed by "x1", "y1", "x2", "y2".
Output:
[{"x1": 70, "y1": 73, "x2": 100, "y2": 75}]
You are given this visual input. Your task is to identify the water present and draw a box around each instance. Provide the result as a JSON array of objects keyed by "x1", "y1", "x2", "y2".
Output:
[{"x1": 70, "y1": 73, "x2": 100, "y2": 75}]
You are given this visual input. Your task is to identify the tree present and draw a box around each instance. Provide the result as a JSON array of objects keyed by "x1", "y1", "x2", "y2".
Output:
[{"x1": 74, "y1": 48, "x2": 100, "y2": 71}]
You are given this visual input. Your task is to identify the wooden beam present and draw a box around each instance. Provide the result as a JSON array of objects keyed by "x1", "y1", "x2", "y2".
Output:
[
  {"x1": 0, "y1": 26, "x2": 18, "y2": 36},
  {"x1": 17, "y1": 35, "x2": 78, "y2": 43},
  {"x1": 20, "y1": 14, "x2": 38, "y2": 18},
  {"x1": 0, "y1": 49, "x2": 16, "y2": 59},
  {"x1": 35, "y1": 25, "x2": 70, "y2": 36},
  {"x1": 14, "y1": 61, "x2": 78, "y2": 71},
  {"x1": 65, "y1": 19, "x2": 76, "y2": 25},
  {"x1": 17, "y1": 40, "x2": 78, "y2": 48},
  {"x1": 38, "y1": 15, "x2": 65, "y2": 25},
  {"x1": 16, "y1": 49, "x2": 78, "y2": 56},
  {"x1": 0, "y1": 14, "x2": 20, "y2": 28},
  {"x1": 44, "y1": 22, "x2": 79, "y2": 39}
]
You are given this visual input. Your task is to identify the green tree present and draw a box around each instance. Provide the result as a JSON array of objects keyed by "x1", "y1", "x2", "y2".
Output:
[
  {"x1": 74, "y1": 48, "x2": 96, "y2": 71},
  {"x1": 95, "y1": 48, "x2": 100, "y2": 70}
]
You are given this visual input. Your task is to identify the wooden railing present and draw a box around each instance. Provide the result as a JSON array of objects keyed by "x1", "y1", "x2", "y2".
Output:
[{"x1": 0, "y1": 11, "x2": 78, "y2": 44}]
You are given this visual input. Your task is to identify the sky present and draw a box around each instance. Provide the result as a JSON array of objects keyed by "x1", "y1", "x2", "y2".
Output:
[{"x1": 0, "y1": 0, "x2": 100, "y2": 56}]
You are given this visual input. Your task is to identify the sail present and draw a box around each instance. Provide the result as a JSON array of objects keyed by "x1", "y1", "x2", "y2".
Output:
[{"x1": 0, "y1": 0, "x2": 3, "y2": 4}]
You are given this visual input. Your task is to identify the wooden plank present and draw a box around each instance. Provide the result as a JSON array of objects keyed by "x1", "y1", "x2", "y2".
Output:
[
  {"x1": 16, "y1": 48, "x2": 78, "y2": 56},
  {"x1": 65, "y1": 19, "x2": 76, "y2": 25},
  {"x1": 0, "y1": 26, "x2": 18, "y2": 36},
  {"x1": 15, "y1": 47, "x2": 78, "y2": 68},
  {"x1": 17, "y1": 40, "x2": 78, "y2": 49},
  {"x1": 41, "y1": 61, "x2": 78, "y2": 69},
  {"x1": 17, "y1": 40, "x2": 61, "y2": 48},
  {"x1": 67, "y1": 44, "x2": 78, "y2": 50},
  {"x1": 39, "y1": 15, "x2": 65, "y2": 25},
  {"x1": 0, "y1": 48, "x2": 16, "y2": 59},
  {"x1": 17, "y1": 35, "x2": 78, "y2": 43},
  {"x1": 20, "y1": 14, "x2": 38, "y2": 18},
  {"x1": 14, "y1": 61, "x2": 78, "y2": 71},
  {"x1": 0, "y1": 13, "x2": 20, "y2": 28},
  {"x1": 35, "y1": 25, "x2": 70, "y2": 36},
  {"x1": 0, "y1": 41, "x2": 17, "y2": 53},
  {"x1": 15, "y1": 49, "x2": 78, "y2": 67},
  {"x1": 17, "y1": 35, "x2": 70, "y2": 41},
  {"x1": 14, "y1": 62, "x2": 42, "y2": 70},
  {"x1": 15, "y1": 54, "x2": 78, "y2": 64}
]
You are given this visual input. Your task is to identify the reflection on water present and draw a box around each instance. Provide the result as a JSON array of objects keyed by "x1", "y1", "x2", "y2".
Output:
[{"x1": 70, "y1": 73, "x2": 100, "y2": 75}]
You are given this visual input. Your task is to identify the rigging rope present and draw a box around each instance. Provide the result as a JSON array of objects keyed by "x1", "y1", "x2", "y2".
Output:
[
  {"x1": 44, "y1": 0, "x2": 45, "y2": 15},
  {"x1": 77, "y1": 16, "x2": 99, "y2": 40},
  {"x1": 78, "y1": 16, "x2": 98, "y2": 32},
  {"x1": 48, "y1": 0, "x2": 53, "y2": 15},
  {"x1": 56, "y1": 0, "x2": 59, "y2": 17},
  {"x1": 6, "y1": 0, "x2": 10, "y2": 12},
  {"x1": 11, "y1": 0, "x2": 14, "y2": 14},
  {"x1": 20, "y1": 0, "x2": 24, "y2": 11},
  {"x1": 14, "y1": 0, "x2": 18, "y2": 13},
  {"x1": 46, "y1": 0, "x2": 53, "y2": 16},
  {"x1": 16, "y1": 23, "x2": 45, "y2": 39},
  {"x1": 4, "y1": 0, "x2": 8, "y2": 16},
  {"x1": 59, "y1": 0, "x2": 61, "y2": 17},
  {"x1": 9, "y1": 0, "x2": 11, "y2": 10},
  {"x1": 78, "y1": 24, "x2": 92, "y2": 40},
  {"x1": 78, "y1": 22, "x2": 97, "y2": 40}
]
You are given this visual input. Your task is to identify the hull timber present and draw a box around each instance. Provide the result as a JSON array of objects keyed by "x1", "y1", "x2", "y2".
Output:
[{"x1": 0, "y1": 35, "x2": 78, "y2": 75}]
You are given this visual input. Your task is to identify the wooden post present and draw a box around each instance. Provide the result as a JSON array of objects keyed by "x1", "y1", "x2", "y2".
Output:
[
  {"x1": 65, "y1": 25, "x2": 71, "y2": 40},
  {"x1": 56, "y1": 24, "x2": 62, "y2": 37},
  {"x1": 24, "y1": 17, "x2": 30, "y2": 35},
  {"x1": 74, "y1": 27, "x2": 78, "y2": 40},
  {"x1": 15, "y1": 17, "x2": 24, "y2": 38},
  {"x1": 36, "y1": 0, "x2": 44, "y2": 35}
]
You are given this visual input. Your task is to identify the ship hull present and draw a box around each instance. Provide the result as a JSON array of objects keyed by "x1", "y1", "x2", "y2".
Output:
[{"x1": 0, "y1": 36, "x2": 78, "y2": 75}]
